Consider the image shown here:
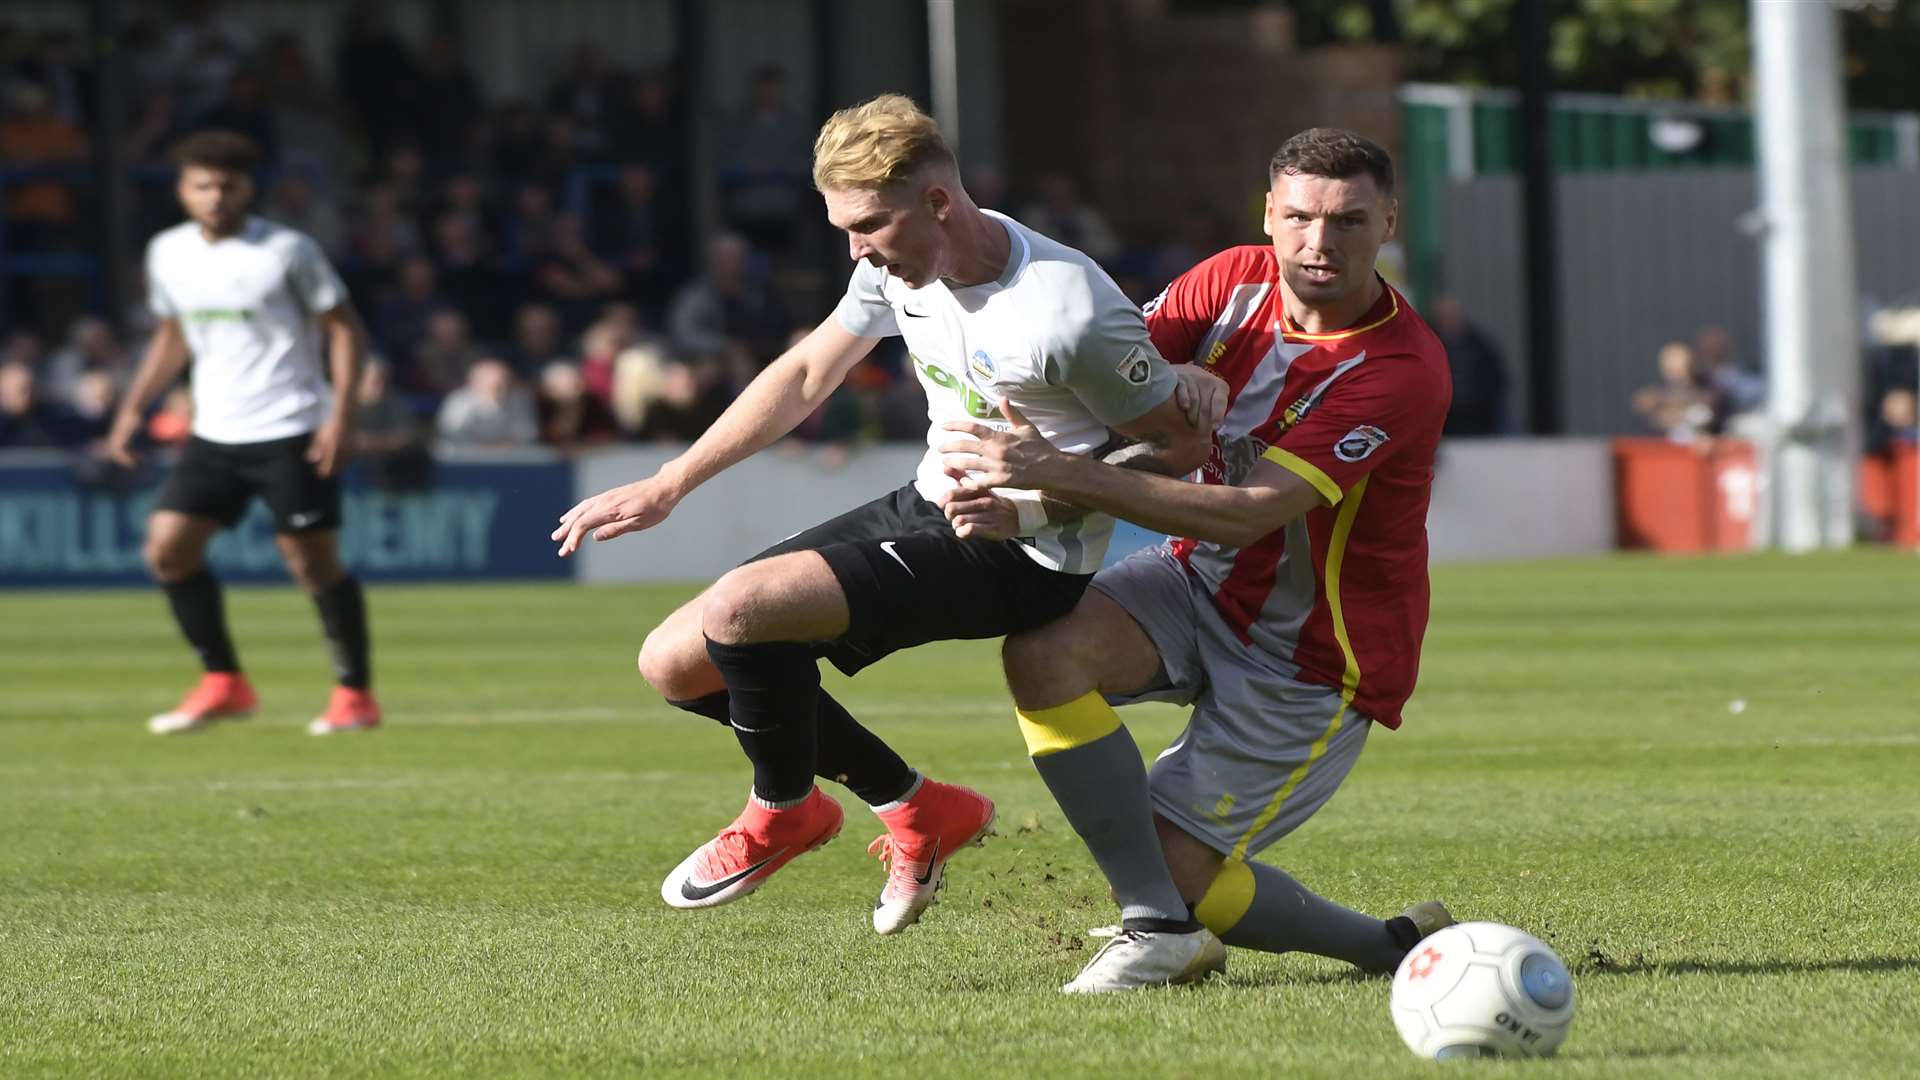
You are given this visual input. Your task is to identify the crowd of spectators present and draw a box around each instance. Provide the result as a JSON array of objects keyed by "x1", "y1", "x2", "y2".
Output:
[
  {"x1": 1, "y1": 6, "x2": 1269, "y2": 468},
  {"x1": 1, "y1": 8, "x2": 915, "y2": 462}
]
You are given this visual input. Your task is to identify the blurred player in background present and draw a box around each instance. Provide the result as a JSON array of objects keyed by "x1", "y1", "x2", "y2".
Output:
[
  {"x1": 553, "y1": 96, "x2": 1221, "y2": 934},
  {"x1": 105, "y1": 131, "x2": 381, "y2": 737},
  {"x1": 942, "y1": 129, "x2": 1453, "y2": 991}
]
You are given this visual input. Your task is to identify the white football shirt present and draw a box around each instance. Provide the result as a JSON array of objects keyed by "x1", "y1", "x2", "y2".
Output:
[
  {"x1": 145, "y1": 216, "x2": 348, "y2": 445},
  {"x1": 834, "y1": 210, "x2": 1176, "y2": 574}
]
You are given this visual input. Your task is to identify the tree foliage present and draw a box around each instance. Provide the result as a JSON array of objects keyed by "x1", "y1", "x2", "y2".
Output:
[{"x1": 1277, "y1": 0, "x2": 1916, "y2": 109}]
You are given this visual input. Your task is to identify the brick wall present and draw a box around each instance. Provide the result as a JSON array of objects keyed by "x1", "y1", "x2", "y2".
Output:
[{"x1": 998, "y1": 0, "x2": 1403, "y2": 248}]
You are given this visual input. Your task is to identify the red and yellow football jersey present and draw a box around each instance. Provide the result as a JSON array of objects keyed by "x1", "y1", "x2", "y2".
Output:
[{"x1": 1144, "y1": 245, "x2": 1451, "y2": 728}]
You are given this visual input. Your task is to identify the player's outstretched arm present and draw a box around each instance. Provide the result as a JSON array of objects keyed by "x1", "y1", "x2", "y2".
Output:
[
  {"x1": 941, "y1": 403, "x2": 1323, "y2": 548},
  {"x1": 104, "y1": 318, "x2": 191, "y2": 467},
  {"x1": 551, "y1": 317, "x2": 879, "y2": 556},
  {"x1": 309, "y1": 304, "x2": 369, "y2": 478}
]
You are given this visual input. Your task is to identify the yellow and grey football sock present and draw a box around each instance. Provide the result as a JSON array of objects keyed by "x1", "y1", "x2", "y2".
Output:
[
  {"x1": 1196, "y1": 858, "x2": 1405, "y2": 972},
  {"x1": 1018, "y1": 692, "x2": 1193, "y2": 927}
]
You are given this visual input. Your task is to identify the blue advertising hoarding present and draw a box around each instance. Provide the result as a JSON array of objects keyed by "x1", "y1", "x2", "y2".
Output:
[{"x1": 0, "y1": 455, "x2": 576, "y2": 587}]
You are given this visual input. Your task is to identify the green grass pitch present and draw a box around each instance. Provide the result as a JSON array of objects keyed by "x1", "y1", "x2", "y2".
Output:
[{"x1": 3, "y1": 551, "x2": 1918, "y2": 1077}]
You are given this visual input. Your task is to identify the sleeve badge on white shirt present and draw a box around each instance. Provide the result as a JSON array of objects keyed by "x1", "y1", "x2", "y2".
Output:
[
  {"x1": 1333, "y1": 425, "x2": 1390, "y2": 462},
  {"x1": 1116, "y1": 344, "x2": 1153, "y2": 386}
]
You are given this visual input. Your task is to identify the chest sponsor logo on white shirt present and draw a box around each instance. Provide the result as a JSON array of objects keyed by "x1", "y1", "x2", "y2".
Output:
[
  {"x1": 1333, "y1": 425, "x2": 1390, "y2": 463},
  {"x1": 1115, "y1": 344, "x2": 1153, "y2": 386}
]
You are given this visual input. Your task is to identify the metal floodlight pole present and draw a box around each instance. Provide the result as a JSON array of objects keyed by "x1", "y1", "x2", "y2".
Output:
[
  {"x1": 1752, "y1": 0, "x2": 1861, "y2": 551},
  {"x1": 927, "y1": 0, "x2": 960, "y2": 153}
]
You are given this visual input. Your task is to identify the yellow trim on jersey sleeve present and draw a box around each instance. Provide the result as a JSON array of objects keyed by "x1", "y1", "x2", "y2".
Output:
[
  {"x1": 1262, "y1": 446, "x2": 1343, "y2": 506},
  {"x1": 1228, "y1": 475, "x2": 1371, "y2": 861}
]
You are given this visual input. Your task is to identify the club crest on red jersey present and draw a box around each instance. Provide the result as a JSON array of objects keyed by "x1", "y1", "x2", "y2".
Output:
[{"x1": 1334, "y1": 424, "x2": 1390, "y2": 462}]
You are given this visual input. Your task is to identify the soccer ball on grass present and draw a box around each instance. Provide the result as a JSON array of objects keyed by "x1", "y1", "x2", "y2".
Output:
[{"x1": 1389, "y1": 921, "x2": 1575, "y2": 1060}]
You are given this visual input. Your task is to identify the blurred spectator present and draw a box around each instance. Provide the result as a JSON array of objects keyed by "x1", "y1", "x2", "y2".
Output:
[
  {"x1": 2, "y1": 331, "x2": 47, "y2": 371},
  {"x1": 67, "y1": 370, "x2": 119, "y2": 443},
  {"x1": 349, "y1": 183, "x2": 422, "y2": 263},
  {"x1": 351, "y1": 359, "x2": 432, "y2": 489},
  {"x1": 429, "y1": 211, "x2": 511, "y2": 337},
  {"x1": 536, "y1": 360, "x2": 620, "y2": 449},
  {"x1": 436, "y1": 357, "x2": 537, "y2": 447},
  {"x1": 610, "y1": 66, "x2": 686, "y2": 173},
  {"x1": 1879, "y1": 388, "x2": 1918, "y2": 446},
  {"x1": 506, "y1": 302, "x2": 570, "y2": 376},
  {"x1": 1865, "y1": 342, "x2": 1920, "y2": 455},
  {"x1": 1, "y1": 81, "x2": 89, "y2": 248},
  {"x1": 0, "y1": 360, "x2": 81, "y2": 448},
  {"x1": 535, "y1": 212, "x2": 626, "y2": 326},
  {"x1": 1632, "y1": 341, "x2": 1715, "y2": 442},
  {"x1": 500, "y1": 183, "x2": 557, "y2": 264},
  {"x1": 1429, "y1": 294, "x2": 1508, "y2": 436},
  {"x1": 667, "y1": 232, "x2": 790, "y2": 378},
  {"x1": 372, "y1": 255, "x2": 447, "y2": 362},
  {"x1": 1694, "y1": 324, "x2": 1766, "y2": 433},
  {"x1": 1022, "y1": 172, "x2": 1121, "y2": 265},
  {"x1": 487, "y1": 100, "x2": 547, "y2": 188},
  {"x1": 44, "y1": 316, "x2": 130, "y2": 401},
  {"x1": 263, "y1": 172, "x2": 342, "y2": 254},
  {"x1": 548, "y1": 42, "x2": 625, "y2": 158},
  {"x1": 578, "y1": 317, "x2": 634, "y2": 410},
  {"x1": 335, "y1": 3, "x2": 417, "y2": 158},
  {"x1": 716, "y1": 64, "x2": 811, "y2": 255},
  {"x1": 198, "y1": 68, "x2": 278, "y2": 164},
  {"x1": 261, "y1": 33, "x2": 344, "y2": 188},
  {"x1": 147, "y1": 386, "x2": 194, "y2": 446},
  {"x1": 17, "y1": 27, "x2": 93, "y2": 127},
  {"x1": 415, "y1": 31, "x2": 483, "y2": 176},
  {"x1": 598, "y1": 164, "x2": 675, "y2": 314},
  {"x1": 410, "y1": 308, "x2": 486, "y2": 396}
]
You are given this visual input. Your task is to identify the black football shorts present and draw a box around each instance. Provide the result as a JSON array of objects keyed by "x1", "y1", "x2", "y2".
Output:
[
  {"x1": 747, "y1": 483, "x2": 1092, "y2": 676},
  {"x1": 155, "y1": 432, "x2": 343, "y2": 534}
]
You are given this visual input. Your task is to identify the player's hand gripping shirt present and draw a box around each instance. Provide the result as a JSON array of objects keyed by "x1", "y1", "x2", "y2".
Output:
[
  {"x1": 1145, "y1": 246, "x2": 1450, "y2": 727},
  {"x1": 835, "y1": 209, "x2": 1176, "y2": 575},
  {"x1": 146, "y1": 216, "x2": 349, "y2": 445}
]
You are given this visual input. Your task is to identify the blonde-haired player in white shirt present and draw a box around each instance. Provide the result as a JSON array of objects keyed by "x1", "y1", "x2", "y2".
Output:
[
  {"x1": 104, "y1": 131, "x2": 380, "y2": 737},
  {"x1": 554, "y1": 95, "x2": 1227, "y2": 941}
]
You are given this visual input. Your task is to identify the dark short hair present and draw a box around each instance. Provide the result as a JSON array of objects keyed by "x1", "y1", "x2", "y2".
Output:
[
  {"x1": 170, "y1": 130, "x2": 262, "y2": 175},
  {"x1": 1269, "y1": 128, "x2": 1394, "y2": 196}
]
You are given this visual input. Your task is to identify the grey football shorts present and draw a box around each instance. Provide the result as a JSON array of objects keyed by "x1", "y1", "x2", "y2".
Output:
[{"x1": 1092, "y1": 545, "x2": 1372, "y2": 860}]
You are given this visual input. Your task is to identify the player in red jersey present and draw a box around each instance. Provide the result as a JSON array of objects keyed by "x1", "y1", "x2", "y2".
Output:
[{"x1": 940, "y1": 129, "x2": 1454, "y2": 992}]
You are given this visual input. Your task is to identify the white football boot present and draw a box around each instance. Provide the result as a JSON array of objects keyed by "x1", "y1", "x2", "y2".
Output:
[{"x1": 1061, "y1": 925, "x2": 1228, "y2": 993}]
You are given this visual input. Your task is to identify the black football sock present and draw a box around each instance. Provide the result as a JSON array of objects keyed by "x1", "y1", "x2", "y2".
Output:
[
  {"x1": 669, "y1": 689, "x2": 917, "y2": 806},
  {"x1": 814, "y1": 696, "x2": 917, "y2": 806},
  {"x1": 163, "y1": 569, "x2": 240, "y2": 673},
  {"x1": 704, "y1": 637, "x2": 820, "y2": 804},
  {"x1": 311, "y1": 576, "x2": 372, "y2": 690}
]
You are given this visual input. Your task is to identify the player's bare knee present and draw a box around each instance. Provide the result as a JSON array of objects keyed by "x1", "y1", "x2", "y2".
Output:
[
  {"x1": 143, "y1": 535, "x2": 198, "y2": 582},
  {"x1": 699, "y1": 572, "x2": 759, "y2": 646},
  {"x1": 637, "y1": 623, "x2": 703, "y2": 695},
  {"x1": 1004, "y1": 617, "x2": 1098, "y2": 702}
]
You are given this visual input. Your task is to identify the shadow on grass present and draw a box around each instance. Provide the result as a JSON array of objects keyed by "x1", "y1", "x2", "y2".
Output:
[
  {"x1": 1577, "y1": 955, "x2": 1920, "y2": 978},
  {"x1": 1235, "y1": 954, "x2": 1920, "y2": 988}
]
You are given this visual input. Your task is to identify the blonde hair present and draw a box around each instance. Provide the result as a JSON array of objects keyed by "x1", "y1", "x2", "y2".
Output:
[{"x1": 811, "y1": 94, "x2": 956, "y2": 192}]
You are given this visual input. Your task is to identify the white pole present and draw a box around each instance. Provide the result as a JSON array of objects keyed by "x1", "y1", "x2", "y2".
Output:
[
  {"x1": 1752, "y1": 0, "x2": 1861, "y2": 551},
  {"x1": 927, "y1": 0, "x2": 961, "y2": 151}
]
